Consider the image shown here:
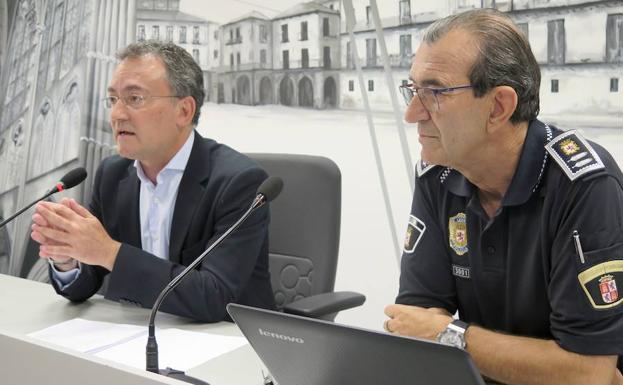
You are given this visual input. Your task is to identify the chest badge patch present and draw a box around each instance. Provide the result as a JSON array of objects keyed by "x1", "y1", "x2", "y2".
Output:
[
  {"x1": 448, "y1": 213, "x2": 468, "y2": 256},
  {"x1": 403, "y1": 215, "x2": 426, "y2": 254},
  {"x1": 577, "y1": 261, "x2": 623, "y2": 310}
]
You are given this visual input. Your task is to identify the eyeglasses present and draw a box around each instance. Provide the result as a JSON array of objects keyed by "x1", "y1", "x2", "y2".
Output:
[
  {"x1": 103, "y1": 94, "x2": 180, "y2": 109},
  {"x1": 398, "y1": 83, "x2": 473, "y2": 113}
]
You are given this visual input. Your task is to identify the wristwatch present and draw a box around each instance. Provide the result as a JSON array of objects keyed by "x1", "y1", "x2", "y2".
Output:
[{"x1": 436, "y1": 319, "x2": 469, "y2": 349}]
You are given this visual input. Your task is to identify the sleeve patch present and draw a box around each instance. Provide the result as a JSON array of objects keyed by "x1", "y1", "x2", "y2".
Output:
[
  {"x1": 545, "y1": 130, "x2": 605, "y2": 181},
  {"x1": 403, "y1": 215, "x2": 426, "y2": 254},
  {"x1": 577, "y1": 260, "x2": 623, "y2": 310}
]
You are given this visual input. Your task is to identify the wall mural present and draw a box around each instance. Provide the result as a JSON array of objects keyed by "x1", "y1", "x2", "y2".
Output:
[{"x1": 0, "y1": 0, "x2": 621, "y2": 278}]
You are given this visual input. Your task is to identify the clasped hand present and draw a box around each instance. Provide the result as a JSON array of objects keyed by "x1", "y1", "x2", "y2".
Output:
[{"x1": 30, "y1": 198, "x2": 121, "y2": 271}]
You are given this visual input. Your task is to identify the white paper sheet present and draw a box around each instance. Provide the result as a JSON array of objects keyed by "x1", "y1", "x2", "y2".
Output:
[{"x1": 28, "y1": 318, "x2": 248, "y2": 370}]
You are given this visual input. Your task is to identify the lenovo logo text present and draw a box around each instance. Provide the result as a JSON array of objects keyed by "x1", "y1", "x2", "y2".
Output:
[{"x1": 258, "y1": 328, "x2": 305, "y2": 344}]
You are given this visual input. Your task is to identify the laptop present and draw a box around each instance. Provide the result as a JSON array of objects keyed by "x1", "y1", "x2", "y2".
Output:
[{"x1": 227, "y1": 303, "x2": 486, "y2": 385}]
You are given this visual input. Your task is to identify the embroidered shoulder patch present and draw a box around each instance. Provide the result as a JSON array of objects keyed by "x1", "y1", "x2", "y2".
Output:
[
  {"x1": 545, "y1": 130, "x2": 605, "y2": 181},
  {"x1": 448, "y1": 213, "x2": 468, "y2": 256},
  {"x1": 577, "y1": 260, "x2": 623, "y2": 310},
  {"x1": 403, "y1": 215, "x2": 426, "y2": 253},
  {"x1": 416, "y1": 159, "x2": 438, "y2": 178}
]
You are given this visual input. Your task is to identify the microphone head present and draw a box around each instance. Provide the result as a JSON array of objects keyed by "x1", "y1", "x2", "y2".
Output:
[
  {"x1": 59, "y1": 167, "x2": 88, "y2": 190},
  {"x1": 257, "y1": 176, "x2": 283, "y2": 203}
]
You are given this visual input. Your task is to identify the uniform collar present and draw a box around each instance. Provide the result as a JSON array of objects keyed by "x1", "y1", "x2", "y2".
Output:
[{"x1": 444, "y1": 119, "x2": 549, "y2": 206}]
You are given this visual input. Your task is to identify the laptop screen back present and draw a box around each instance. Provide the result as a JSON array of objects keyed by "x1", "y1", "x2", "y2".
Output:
[{"x1": 227, "y1": 304, "x2": 485, "y2": 385}]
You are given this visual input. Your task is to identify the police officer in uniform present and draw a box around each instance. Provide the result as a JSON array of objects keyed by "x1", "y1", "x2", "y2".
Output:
[{"x1": 383, "y1": 9, "x2": 623, "y2": 385}]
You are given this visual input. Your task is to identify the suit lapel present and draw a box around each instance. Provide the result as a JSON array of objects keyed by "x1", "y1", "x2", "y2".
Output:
[
  {"x1": 168, "y1": 132, "x2": 212, "y2": 263},
  {"x1": 116, "y1": 165, "x2": 141, "y2": 248}
]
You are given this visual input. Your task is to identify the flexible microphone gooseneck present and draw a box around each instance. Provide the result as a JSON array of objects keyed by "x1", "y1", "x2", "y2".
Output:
[
  {"x1": 145, "y1": 176, "x2": 284, "y2": 384},
  {"x1": 0, "y1": 167, "x2": 88, "y2": 230}
]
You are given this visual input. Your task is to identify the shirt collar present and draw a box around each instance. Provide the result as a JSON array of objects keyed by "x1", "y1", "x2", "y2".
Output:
[
  {"x1": 444, "y1": 120, "x2": 549, "y2": 206},
  {"x1": 134, "y1": 130, "x2": 195, "y2": 185}
]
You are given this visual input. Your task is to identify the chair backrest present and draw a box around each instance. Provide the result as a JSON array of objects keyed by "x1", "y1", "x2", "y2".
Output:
[{"x1": 247, "y1": 153, "x2": 341, "y2": 311}]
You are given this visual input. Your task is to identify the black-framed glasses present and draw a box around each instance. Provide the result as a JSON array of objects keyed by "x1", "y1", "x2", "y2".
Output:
[
  {"x1": 398, "y1": 83, "x2": 473, "y2": 112},
  {"x1": 103, "y1": 94, "x2": 180, "y2": 109}
]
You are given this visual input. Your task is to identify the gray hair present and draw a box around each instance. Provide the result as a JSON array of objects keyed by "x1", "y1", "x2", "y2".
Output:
[
  {"x1": 423, "y1": 9, "x2": 540, "y2": 123},
  {"x1": 117, "y1": 40, "x2": 205, "y2": 126}
]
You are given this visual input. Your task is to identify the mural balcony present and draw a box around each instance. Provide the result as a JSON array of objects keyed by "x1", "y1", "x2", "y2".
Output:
[{"x1": 225, "y1": 37, "x2": 242, "y2": 45}]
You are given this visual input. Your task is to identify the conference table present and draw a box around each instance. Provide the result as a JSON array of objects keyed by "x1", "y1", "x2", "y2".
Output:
[{"x1": 0, "y1": 273, "x2": 266, "y2": 385}]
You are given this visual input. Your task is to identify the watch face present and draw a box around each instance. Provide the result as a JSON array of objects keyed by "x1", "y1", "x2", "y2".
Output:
[{"x1": 439, "y1": 330, "x2": 465, "y2": 349}]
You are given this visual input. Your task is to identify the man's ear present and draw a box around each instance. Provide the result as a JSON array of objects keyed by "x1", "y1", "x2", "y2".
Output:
[
  {"x1": 487, "y1": 86, "x2": 518, "y2": 133},
  {"x1": 176, "y1": 96, "x2": 196, "y2": 128}
]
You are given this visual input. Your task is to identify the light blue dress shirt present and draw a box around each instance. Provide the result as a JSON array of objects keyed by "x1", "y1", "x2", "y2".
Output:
[{"x1": 51, "y1": 132, "x2": 195, "y2": 289}]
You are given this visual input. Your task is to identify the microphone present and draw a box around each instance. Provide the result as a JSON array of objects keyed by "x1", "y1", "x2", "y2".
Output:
[
  {"x1": 0, "y1": 167, "x2": 88, "y2": 230},
  {"x1": 145, "y1": 176, "x2": 284, "y2": 384}
]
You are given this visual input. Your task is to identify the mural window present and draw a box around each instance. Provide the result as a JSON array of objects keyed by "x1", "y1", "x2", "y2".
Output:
[
  {"x1": 611, "y1": 78, "x2": 619, "y2": 92},
  {"x1": 368, "y1": 80, "x2": 374, "y2": 92},
  {"x1": 517, "y1": 23, "x2": 529, "y2": 40},
  {"x1": 323, "y1": 17, "x2": 330, "y2": 37},
  {"x1": 46, "y1": 1, "x2": 66, "y2": 88},
  {"x1": 302, "y1": 48, "x2": 309, "y2": 68},
  {"x1": 606, "y1": 14, "x2": 623, "y2": 62},
  {"x1": 155, "y1": 0, "x2": 166, "y2": 10},
  {"x1": 349, "y1": 80, "x2": 354, "y2": 91},
  {"x1": 281, "y1": 24, "x2": 289, "y2": 43},
  {"x1": 260, "y1": 49, "x2": 267, "y2": 64},
  {"x1": 283, "y1": 50, "x2": 289, "y2": 69},
  {"x1": 547, "y1": 19, "x2": 565, "y2": 64},
  {"x1": 152, "y1": 25, "x2": 160, "y2": 40},
  {"x1": 230, "y1": 53, "x2": 234, "y2": 68},
  {"x1": 166, "y1": 26, "x2": 173, "y2": 42},
  {"x1": 193, "y1": 49, "x2": 200, "y2": 64},
  {"x1": 366, "y1": 38, "x2": 377, "y2": 67},
  {"x1": 138, "y1": 25, "x2": 146, "y2": 41},
  {"x1": 193, "y1": 26, "x2": 200, "y2": 44},
  {"x1": 551, "y1": 79, "x2": 559, "y2": 93},
  {"x1": 347, "y1": 42, "x2": 356, "y2": 70},
  {"x1": 214, "y1": 49, "x2": 218, "y2": 59},
  {"x1": 259, "y1": 25, "x2": 267, "y2": 43},
  {"x1": 236, "y1": 52, "x2": 241, "y2": 66},
  {"x1": 399, "y1": 34, "x2": 412, "y2": 67},
  {"x1": 229, "y1": 28, "x2": 233, "y2": 43},
  {"x1": 366, "y1": 6, "x2": 371, "y2": 26},
  {"x1": 323, "y1": 46, "x2": 331, "y2": 69},
  {"x1": 399, "y1": 0, "x2": 410, "y2": 24},
  {"x1": 179, "y1": 26, "x2": 187, "y2": 44},
  {"x1": 214, "y1": 30, "x2": 218, "y2": 40},
  {"x1": 36, "y1": 0, "x2": 56, "y2": 98},
  {"x1": 60, "y1": 0, "x2": 82, "y2": 78},
  {"x1": 300, "y1": 21, "x2": 308, "y2": 41},
  {"x1": 2, "y1": 0, "x2": 37, "y2": 132},
  {"x1": 235, "y1": 27, "x2": 241, "y2": 43}
]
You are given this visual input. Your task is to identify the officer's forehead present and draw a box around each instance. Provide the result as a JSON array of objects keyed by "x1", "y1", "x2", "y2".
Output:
[{"x1": 409, "y1": 29, "x2": 478, "y2": 86}]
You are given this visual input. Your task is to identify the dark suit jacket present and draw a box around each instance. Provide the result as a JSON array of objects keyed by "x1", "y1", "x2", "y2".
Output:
[{"x1": 50, "y1": 132, "x2": 275, "y2": 321}]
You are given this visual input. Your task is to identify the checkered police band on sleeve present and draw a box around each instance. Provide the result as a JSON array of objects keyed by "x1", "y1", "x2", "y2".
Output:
[
  {"x1": 403, "y1": 215, "x2": 426, "y2": 254},
  {"x1": 578, "y1": 261, "x2": 623, "y2": 310},
  {"x1": 545, "y1": 130, "x2": 605, "y2": 181}
]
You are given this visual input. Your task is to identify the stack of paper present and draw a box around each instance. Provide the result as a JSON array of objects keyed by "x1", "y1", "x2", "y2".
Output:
[{"x1": 28, "y1": 318, "x2": 248, "y2": 371}]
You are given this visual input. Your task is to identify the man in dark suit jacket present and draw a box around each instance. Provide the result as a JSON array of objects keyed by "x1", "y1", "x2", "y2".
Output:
[{"x1": 30, "y1": 41, "x2": 275, "y2": 322}]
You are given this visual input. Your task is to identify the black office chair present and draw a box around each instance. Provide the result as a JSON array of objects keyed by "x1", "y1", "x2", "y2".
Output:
[{"x1": 248, "y1": 153, "x2": 365, "y2": 321}]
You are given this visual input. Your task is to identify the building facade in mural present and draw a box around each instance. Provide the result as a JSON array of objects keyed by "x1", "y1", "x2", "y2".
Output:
[
  {"x1": 0, "y1": 0, "x2": 137, "y2": 278},
  {"x1": 340, "y1": 0, "x2": 623, "y2": 117},
  {"x1": 135, "y1": 0, "x2": 221, "y2": 102}
]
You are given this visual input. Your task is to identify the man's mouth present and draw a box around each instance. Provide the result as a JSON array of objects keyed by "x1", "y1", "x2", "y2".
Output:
[{"x1": 117, "y1": 130, "x2": 135, "y2": 136}]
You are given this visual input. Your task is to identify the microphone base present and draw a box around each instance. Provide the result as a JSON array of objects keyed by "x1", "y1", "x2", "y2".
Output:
[{"x1": 159, "y1": 367, "x2": 210, "y2": 385}]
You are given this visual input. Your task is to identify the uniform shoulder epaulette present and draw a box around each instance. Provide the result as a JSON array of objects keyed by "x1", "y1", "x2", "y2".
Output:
[
  {"x1": 416, "y1": 159, "x2": 439, "y2": 178},
  {"x1": 544, "y1": 130, "x2": 605, "y2": 181}
]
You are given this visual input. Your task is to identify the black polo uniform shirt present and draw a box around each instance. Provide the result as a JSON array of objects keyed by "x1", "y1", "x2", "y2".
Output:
[{"x1": 397, "y1": 120, "x2": 623, "y2": 370}]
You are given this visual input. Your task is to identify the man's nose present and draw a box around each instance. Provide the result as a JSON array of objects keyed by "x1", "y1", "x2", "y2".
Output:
[{"x1": 404, "y1": 95, "x2": 431, "y2": 123}]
